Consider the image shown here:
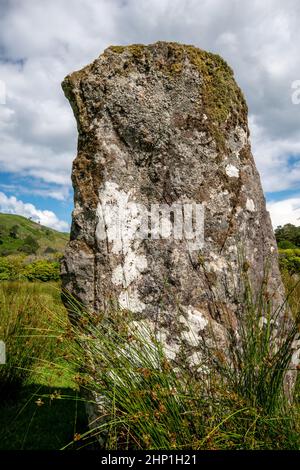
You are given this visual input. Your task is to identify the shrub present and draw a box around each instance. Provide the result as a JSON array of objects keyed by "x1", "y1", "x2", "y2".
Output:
[
  {"x1": 9, "y1": 225, "x2": 19, "y2": 239},
  {"x1": 23, "y1": 260, "x2": 60, "y2": 282},
  {"x1": 279, "y1": 249, "x2": 300, "y2": 274},
  {"x1": 44, "y1": 246, "x2": 56, "y2": 255},
  {"x1": 278, "y1": 240, "x2": 297, "y2": 249},
  {"x1": 0, "y1": 256, "x2": 60, "y2": 282},
  {"x1": 0, "y1": 255, "x2": 26, "y2": 281},
  {"x1": 275, "y1": 224, "x2": 300, "y2": 247},
  {"x1": 19, "y1": 235, "x2": 39, "y2": 255}
]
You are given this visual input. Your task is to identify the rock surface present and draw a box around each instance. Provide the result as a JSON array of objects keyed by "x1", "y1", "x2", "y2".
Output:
[{"x1": 61, "y1": 42, "x2": 297, "y2": 382}]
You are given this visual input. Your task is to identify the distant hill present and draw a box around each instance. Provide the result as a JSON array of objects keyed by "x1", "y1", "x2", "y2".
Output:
[{"x1": 0, "y1": 213, "x2": 69, "y2": 259}]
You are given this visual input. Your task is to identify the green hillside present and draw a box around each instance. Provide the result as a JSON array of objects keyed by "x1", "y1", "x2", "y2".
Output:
[{"x1": 0, "y1": 213, "x2": 69, "y2": 259}]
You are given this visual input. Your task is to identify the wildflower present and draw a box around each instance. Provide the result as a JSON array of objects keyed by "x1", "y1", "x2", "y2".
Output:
[
  {"x1": 138, "y1": 367, "x2": 151, "y2": 378},
  {"x1": 73, "y1": 433, "x2": 81, "y2": 441},
  {"x1": 158, "y1": 403, "x2": 166, "y2": 413},
  {"x1": 35, "y1": 398, "x2": 44, "y2": 407},
  {"x1": 142, "y1": 434, "x2": 151, "y2": 446},
  {"x1": 162, "y1": 357, "x2": 171, "y2": 372},
  {"x1": 50, "y1": 390, "x2": 61, "y2": 401}
]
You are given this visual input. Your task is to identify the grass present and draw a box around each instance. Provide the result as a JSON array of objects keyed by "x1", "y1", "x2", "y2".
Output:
[
  {"x1": 0, "y1": 281, "x2": 93, "y2": 450},
  {"x1": 0, "y1": 385, "x2": 88, "y2": 450},
  {"x1": 60, "y1": 270, "x2": 300, "y2": 450},
  {"x1": 0, "y1": 281, "x2": 65, "y2": 393},
  {"x1": 0, "y1": 272, "x2": 299, "y2": 450}
]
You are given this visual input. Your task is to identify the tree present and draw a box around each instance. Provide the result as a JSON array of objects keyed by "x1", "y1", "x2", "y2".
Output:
[
  {"x1": 275, "y1": 224, "x2": 300, "y2": 247},
  {"x1": 278, "y1": 248, "x2": 300, "y2": 274},
  {"x1": 9, "y1": 225, "x2": 19, "y2": 239},
  {"x1": 19, "y1": 235, "x2": 39, "y2": 255},
  {"x1": 277, "y1": 240, "x2": 296, "y2": 249}
]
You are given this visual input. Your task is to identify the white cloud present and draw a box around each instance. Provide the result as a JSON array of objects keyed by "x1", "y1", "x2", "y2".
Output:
[
  {"x1": 0, "y1": 191, "x2": 69, "y2": 231},
  {"x1": 0, "y1": 183, "x2": 71, "y2": 201},
  {"x1": 0, "y1": 0, "x2": 299, "y2": 227},
  {"x1": 267, "y1": 198, "x2": 300, "y2": 228},
  {"x1": 250, "y1": 116, "x2": 300, "y2": 193}
]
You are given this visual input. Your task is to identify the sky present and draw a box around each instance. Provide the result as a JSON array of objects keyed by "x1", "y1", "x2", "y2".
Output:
[{"x1": 0, "y1": 0, "x2": 300, "y2": 231}]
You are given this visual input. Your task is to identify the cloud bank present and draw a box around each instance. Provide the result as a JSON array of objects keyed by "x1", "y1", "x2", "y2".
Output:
[
  {"x1": 0, "y1": 191, "x2": 69, "y2": 231},
  {"x1": 0, "y1": 0, "x2": 300, "y2": 228}
]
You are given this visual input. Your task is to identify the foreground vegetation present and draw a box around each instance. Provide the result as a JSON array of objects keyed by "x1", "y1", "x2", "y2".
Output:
[
  {"x1": 0, "y1": 219, "x2": 299, "y2": 449},
  {"x1": 0, "y1": 282, "x2": 91, "y2": 450},
  {"x1": 62, "y1": 272, "x2": 300, "y2": 450},
  {"x1": 0, "y1": 272, "x2": 299, "y2": 450}
]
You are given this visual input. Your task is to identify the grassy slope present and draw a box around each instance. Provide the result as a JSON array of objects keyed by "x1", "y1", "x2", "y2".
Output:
[{"x1": 0, "y1": 213, "x2": 69, "y2": 258}]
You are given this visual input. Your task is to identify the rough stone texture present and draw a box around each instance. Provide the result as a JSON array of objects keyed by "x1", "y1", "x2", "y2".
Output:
[{"x1": 61, "y1": 42, "x2": 298, "y2": 383}]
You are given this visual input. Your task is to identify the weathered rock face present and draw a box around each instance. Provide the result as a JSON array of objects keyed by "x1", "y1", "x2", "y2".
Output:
[{"x1": 61, "y1": 42, "x2": 295, "y2": 372}]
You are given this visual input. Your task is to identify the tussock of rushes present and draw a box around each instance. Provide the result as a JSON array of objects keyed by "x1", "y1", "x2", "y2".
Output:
[
  {"x1": 205, "y1": 269, "x2": 300, "y2": 414},
  {"x1": 61, "y1": 273, "x2": 300, "y2": 450}
]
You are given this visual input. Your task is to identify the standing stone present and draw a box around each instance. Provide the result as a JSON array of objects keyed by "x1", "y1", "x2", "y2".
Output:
[{"x1": 61, "y1": 42, "x2": 298, "y2": 385}]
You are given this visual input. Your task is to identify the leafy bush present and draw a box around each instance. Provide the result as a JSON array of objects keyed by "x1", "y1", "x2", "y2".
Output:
[
  {"x1": 44, "y1": 246, "x2": 56, "y2": 255},
  {"x1": 279, "y1": 248, "x2": 300, "y2": 274},
  {"x1": 275, "y1": 224, "x2": 300, "y2": 247},
  {"x1": 18, "y1": 235, "x2": 39, "y2": 255},
  {"x1": 23, "y1": 260, "x2": 60, "y2": 282},
  {"x1": 0, "y1": 255, "x2": 26, "y2": 281},
  {"x1": 278, "y1": 240, "x2": 297, "y2": 249},
  {"x1": 0, "y1": 256, "x2": 60, "y2": 282},
  {"x1": 9, "y1": 225, "x2": 19, "y2": 239}
]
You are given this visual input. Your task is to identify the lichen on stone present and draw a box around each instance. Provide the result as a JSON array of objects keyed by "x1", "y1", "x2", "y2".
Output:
[{"x1": 105, "y1": 42, "x2": 247, "y2": 152}]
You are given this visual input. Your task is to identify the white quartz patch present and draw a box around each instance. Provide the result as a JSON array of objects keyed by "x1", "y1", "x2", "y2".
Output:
[
  {"x1": 225, "y1": 164, "x2": 239, "y2": 178},
  {"x1": 180, "y1": 306, "x2": 208, "y2": 346},
  {"x1": 96, "y1": 181, "x2": 148, "y2": 313},
  {"x1": 207, "y1": 253, "x2": 227, "y2": 272},
  {"x1": 96, "y1": 181, "x2": 141, "y2": 254},
  {"x1": 291, "y1": 339, "x2": 300, "y2": 366},
  {"x1": 112, "y1": 249, "x2": 147, "y2": 288},
  {"x1": 246, "y1": 198, "x2": 255, "y2": 212},
  {"x1": 118, "y1": 289, "x2": 146, "y2": 313}
]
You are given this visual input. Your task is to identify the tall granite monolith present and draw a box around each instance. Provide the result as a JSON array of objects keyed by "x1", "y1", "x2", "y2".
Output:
[{"x1": 61, "y1": 42, "x2": 299, "y2": 398}]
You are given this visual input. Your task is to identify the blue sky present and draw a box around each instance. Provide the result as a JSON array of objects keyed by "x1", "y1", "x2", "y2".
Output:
[
  {"x1": 0, "y1": 171, "x2": 73, "y2": 228},
  {"x1": 0, "y1": 0, "x2": 300, "y2": 231}
]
